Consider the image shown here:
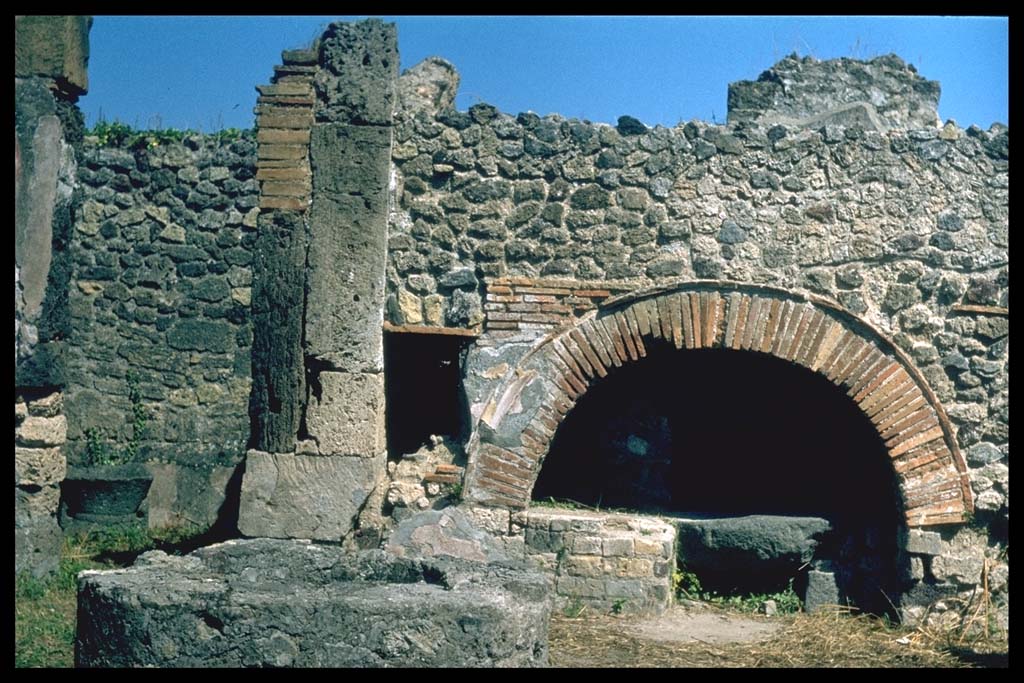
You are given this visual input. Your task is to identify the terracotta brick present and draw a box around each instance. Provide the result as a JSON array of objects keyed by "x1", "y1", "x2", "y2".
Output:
[
  {"x1": 477, "y1": 475, "x2": 530, "y2": 501},
  {"x1": 753, "y1": 297, "x2": 777, "y2": 353},
  {"x1": 847, "y1": 353, "x2": 888, "y2": 398},
  {"x1": 552, "y1": 339, "x2": 588, "y2": 384},
  {"x1": 892, "y1": 445, "x2": 946, "y2": 474},
  {"x1": 260, "y1": 196, "x2": 307, "y2": 210},
  {"x1": 258, "y1": 143, "x2": 308, "y2": 160},
  {"x1": 631, "y1": 301, "x2": 652, "y2": 338},
  {"x1": 570, "y1": 329, "x2": 607, "y2": 378},
  {"x1": 613, "y1": 313, "x2": 638, "y2": 361},
  {"x1": 796, "y1": 309, "x2": 828, "y2": 366},
  {"x1": 712, "y1": 293, "x2": 726, "y2": 347},
  {"x1": 834, "y1": 342, "x2": 874, "y2": 386},
  {"x1": 486, "y1": 321, "x2": 519, "y2": 330},
  {"x1": 548, "y1": 346, "x2": 586, "y2": 394},
  {"x1": 873, "y1": 392, "x2": 926, "y2": 432},
  {"x1": 487, "y1": 285, "x2": 513, "y2": 295},
  {"x1": 573, "y1": 289, "x2": 612, "y2": 298},
  {"x1": 784, "y1": 306, "x2": 812, "y2": 361},
  {"x1": 769, "y1": 300, "x2": 793, "y2": 355},
  {"x1": 478, "y1": 453, "x2": 533, "y2": 481},
  {"x1": 523, "y1": 294, "x2": 559, "y2": 303},
  {"x1": 906, "y1": 509, "x2": 967, "y2": 527},
  {"x1": 703, "y1": 291, "x2": 718, "y2": 348},
  {"x1": 507, "y1": 302, "x2": 542, "y2": 313},
  {"x1": 623, "y1": 307, "x2": 646, "y2": 358},
  {"x1": 723, "y1": 292, "x2": 742, "y2": 348},
  {"x1": 853, "y1": 361, "x2": 901, "y2": 403},
  {"x1": 521, "y1": 313, "x2": 568, "y2": 324},
  {"x1": 655, "y1": 295, "x2": 673, "y2": 340},
  {"x1": 257, "y1": 113, "x2": 314, "y2": 129},
  {"x1": 257, "y1": 128, "x2": 311, "y2": 144},
  {"x1": 639, "y1": 300, "x2": 659, "y2": 340},
  {"x1": 810, "y1": 321, "x2": 843, "y2": 371},
  {"x1": 261, "y1": 180, "x2": 311, "y2": 197},
  {"x1": 689, "y1": 292, "x2": 703, "y2": 349},
  {"x1": 256, "y1": 167, "x2": 310, "y2": 181},
  {"x1": 523, "y1": 425, "x2": 550, "y2": 450},
  {"x1": 601, "y1": 317, "x2": 628, "y2": 366},
  {"x1": 581, "y1": 321, "x2": 614, "y2": 369},
  {"x1": 881, "y1": 406, "x2": 936, "y2": 441},
  {"x1": 745, "y1": 296, "x2": 768, "y2": 351},
  {"x1": 740, "y1": 296, "x2": 763, "y2": 350},
  {"x1": 258, "y1": 94, "x2": 315, "y2": 106},
  {"x1": 794, "y1": 310, "x2": 825, "y2": 366},
  {"x1": 819, "y1": 328, "x2": 854, "y2": 376},
  {"x1": 541, "y1": 303, "x2": 573, "y2": 315},
  {"x1": 256, "y1": 82, "x2": 313, "y2": 96},
  {"x1": 862, "y1": 371, "x2": 913, "y2": 417},
  {"x1": 888, "y1": 423, "x2": 943, "y2": 457},
  {"x1": 561, "y1": 334, "x2": 596, "y2": 379},
  {"x1": 255, "y1": 103, "x2": 313, "y2": 117},
  {"x1": 662, "y1": 294, "x2": 681, "y2": 350},
  {"x1": 673, "y1": 292, "x2": 689, "y2": 350},
  {"x1": 518, "y1": 287, "x2": 572, "y2": 296},
  {"x1": 903, "y1": 480, "x2": 964, "y2": 510},
  {"x1": 487, "y1": 294, "x2": 518, "y2": 304}
]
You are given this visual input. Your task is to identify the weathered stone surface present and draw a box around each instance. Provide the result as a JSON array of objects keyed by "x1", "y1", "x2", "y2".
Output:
[
  {"x1": 15, "y1": 485, "x2": 63, "y2": 578},
  {"x1": 238, "y1": 451, "x2": 386, "y2": 541},
  {"x1": 803, "y1": 570, "x2": 841, "y2": 612},
  {"x1": 315, "y1": 20, "x2": 398, "y2": 125},
  {"x1": 143, "y1": 462, "x2": 240, "y2": 531},
  {"x1": 397, "y1": 57, "x2": 460, "y2": 117},
  {"x1": 675, "y1": 515, "x2": 832, "y2": 593},
  {"x1": 306, "y1": 123, "x2": 391, "y2": 371},
  {"x1": 15, "y1": 446, "x2": 66, "y2": 486},
  {"x1": 304, "y1": 371, "x2": 386, "y2": 457},
  {"x1": 901, "y1": 529, "x2": 943, "y2": 556},
  {"x1": 15, "y1": 16, "x2": 92, "y2": 95},
  {"x1": 387, "y1": 506, "x2": 515, "y2": 564},
  {"x1": 16, "y1": 414, "x2": 67, "y2": 448},
  {"x1": 76, "y1": 539, "x2": 550, "y2": 668},
  {"x1": 728, "y1": 53, "x2": 939, "y2": 129},
  {"x1": 251, "y1": 210, "x2": 305, "y2": 454}
]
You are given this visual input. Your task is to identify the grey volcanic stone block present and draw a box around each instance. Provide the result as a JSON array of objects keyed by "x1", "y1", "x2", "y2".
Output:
[
  {"x1": 238, "y1": 451, "x2": 385, "y2": 541},
  {"x1": 674, "y1": 515, "x2": 831, "y2": 593},
  {"x1": 15, "y1": 485, "x2": 62, "y2": 578},
  {"x1": 306, "y1": 124, "x2": 391, "y2": 372},
  {"x1": 305, "y1": 371, "x2": 386, "y2": 457},
  {"x1": 804, "y1": 570, "x2": 841, "y2": 612},
  {"x1": 76, "y1": 539, "x2": 550, "y2": 667},
  {"x1": 387, "y1": 506, "x2": 515, "y2": 564}
]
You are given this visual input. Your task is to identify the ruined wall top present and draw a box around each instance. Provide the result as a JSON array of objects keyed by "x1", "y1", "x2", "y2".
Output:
[
  {"x1": 15, "y1": 15, "x2": 92, "y2": 99},
  {"x1": 727, "y1": 53, "x2": 941, "y2": 131}
]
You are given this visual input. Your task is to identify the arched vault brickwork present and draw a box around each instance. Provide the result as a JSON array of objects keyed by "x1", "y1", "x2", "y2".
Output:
[{"x1": 465, "y1": 281, "x2": 973, "y2": 527}]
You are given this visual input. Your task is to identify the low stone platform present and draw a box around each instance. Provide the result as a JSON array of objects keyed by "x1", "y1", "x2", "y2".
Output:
[{"x1": 76, "y1": 538, "x2": 551, "y2": 668}]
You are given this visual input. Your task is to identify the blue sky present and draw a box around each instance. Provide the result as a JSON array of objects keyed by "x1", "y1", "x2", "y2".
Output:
[{"x1": 79, "y1": 16, "x2": 1008, "y2": 133}]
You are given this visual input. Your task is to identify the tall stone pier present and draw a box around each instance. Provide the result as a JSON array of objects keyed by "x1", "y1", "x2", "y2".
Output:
[{"x1": 240, "y1": 21, "x2": 398, "y2": 541}]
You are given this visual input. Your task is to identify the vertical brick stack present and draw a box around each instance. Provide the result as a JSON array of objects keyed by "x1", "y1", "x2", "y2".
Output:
[{"x1": 255, "y1": 49, "x2": 316, "y2": 211}]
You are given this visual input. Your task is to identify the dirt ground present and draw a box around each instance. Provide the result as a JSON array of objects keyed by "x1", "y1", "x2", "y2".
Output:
[{"x1": 547, "y1": 603, "x2": 1008, "y2": 668}]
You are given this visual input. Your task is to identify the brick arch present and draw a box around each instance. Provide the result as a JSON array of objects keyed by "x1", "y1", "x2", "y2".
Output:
[{"x1": 465, "y1": 281, "x2": 972, "y2": 527}]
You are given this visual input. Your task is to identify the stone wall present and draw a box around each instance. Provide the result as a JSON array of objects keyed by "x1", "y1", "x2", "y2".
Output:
[
  {"x1": 65, "y1": 134, "x2": 258, "y2": 528},
  {"x1": 386, "y1": 51, "x2": 1007, "y2": 625},
  {"x1": 386, "y1": 55, "x2": 1008, "y2": 517}
]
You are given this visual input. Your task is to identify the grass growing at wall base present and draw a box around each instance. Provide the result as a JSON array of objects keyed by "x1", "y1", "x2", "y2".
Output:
[{"x1": 14, "y1": 524, "x2": 208, "y2": 668}]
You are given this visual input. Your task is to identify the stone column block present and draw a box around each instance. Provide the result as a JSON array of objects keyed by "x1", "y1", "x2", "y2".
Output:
[
  {"x1": 238, "y1": 450, "x2": 386, "y2": 541},
  {"x1": 15, "y1": 446, "x2": 66, "y2": 486},
  {"x1": 305, "y1": 371, "x2": 386, "y2": 457}
]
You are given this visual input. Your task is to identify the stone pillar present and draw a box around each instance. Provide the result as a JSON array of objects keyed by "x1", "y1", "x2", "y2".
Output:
[
  {"x1": 15, "y1": 15, "x2": 90, "y2": 577},
  {"x1": 240, "y1": 20, "x2": 397, "y2": 542}
]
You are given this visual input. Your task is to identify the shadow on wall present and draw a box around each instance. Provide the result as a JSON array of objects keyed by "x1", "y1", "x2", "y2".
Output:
[{"x1": 534, "y1": 341, "x2": 906, "y2": 614}]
